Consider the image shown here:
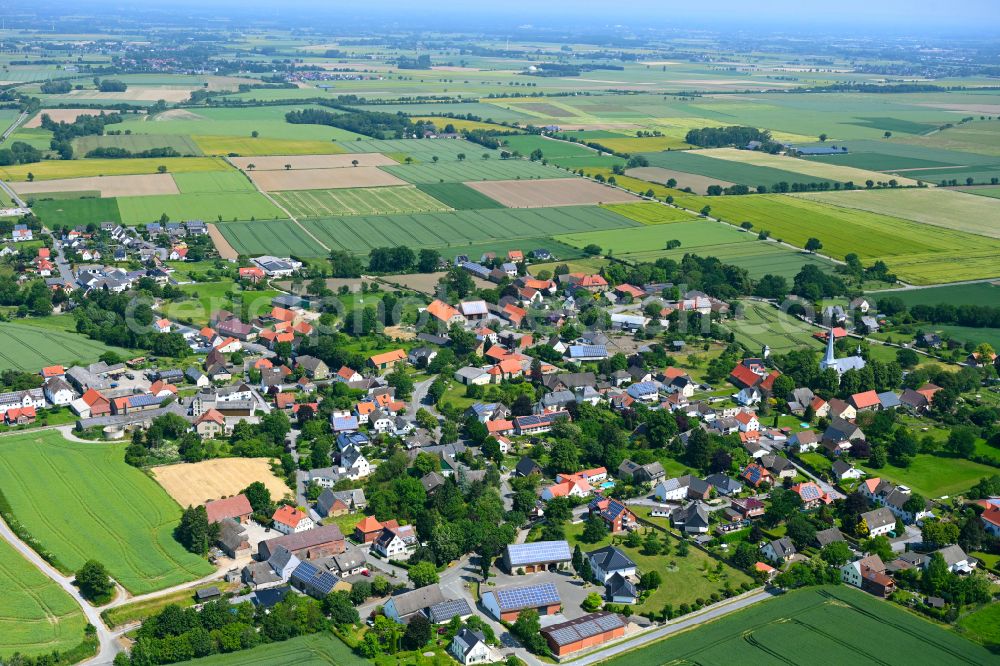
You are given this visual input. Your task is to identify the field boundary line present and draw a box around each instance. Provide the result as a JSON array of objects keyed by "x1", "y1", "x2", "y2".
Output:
[{"x1": 223, "y1": 156, "x2": 330, "y2": 253}]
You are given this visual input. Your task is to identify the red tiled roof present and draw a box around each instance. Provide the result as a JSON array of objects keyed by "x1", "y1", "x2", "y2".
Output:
[
  {"x1": 204, "y1": 494, "x2": 252, "y2": 523},
  {"x1": 355, "y1": 515, "x2": 382, "y2": 533},
  {"x1": 851, "y1": 390, "x2": 881, "y2": 409},
  {"x1": 729, "y1": 364, "x2": 761, "y2": 388},
  {"x1": 272, "y1": 505, "x2": 308, "y2": 528}
]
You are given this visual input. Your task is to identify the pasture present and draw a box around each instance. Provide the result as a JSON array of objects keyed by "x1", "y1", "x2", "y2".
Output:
[
  {"x1": 192, "y1": 136, "x2": 346, "y2": 156},
  {"x1": 464, "y1": 178, "x2": 639, "y2": 207},
  {"x1": 671, "y1": 192, "x2": 1000, "y2": 284},
  {"x1": 152, "y1": 458, "x2": 290, "y2": 508},
  {"x1": 13, "y1": 173, "x2": 179, "y2": 198},
  {"x1": 0, "y1": 432, "x2": 215, "y2": 594},
  {"x1": 861, "y1": 453, "x2": 998, "y2": 499},
  {"x1": 0, "y1": 157, "x2": 230, "y2": 181},
  {"x1": 29, "y1": 197, "x2": 122, "y2": 227},
  {"x1": 73, "y1": 133, "x2": 203, "y2": 156},
  {"x1": 0, "y1": 537, "x2": 88, "y2": 660},
  {"x1": 414, "y1": 182, "x2": 505, "y2": 209},
  {"x1": 601, "y1": 586, "x2": 993, "y2": 666},
  {"x1": 383, "y1": 159, "x2": 570, "y2": 184},
  {"x1": 724, "y1": 301, "x2": 824, "y2": 354},
  {"x1": 272, "y1": 186, "x2": 451, "y2": 218},
  {"x1": 222, "y1": 205, "x2": 638, "y2": 257},
  {"x1": 117, "y1": 192, "x2": 285, "y2": 225},
  {"x1": 248, "y1": 166, "x2": 405, "y2": 191},
  {"x1": 798, "y1": 188, "x2": 1000, "y2": 240},
  {"x1": 870, "y1": 282, "x2": 1000, "y2": 308},
  {"x1": 0, "y1": 321, "x2": 135, "y2": 372},
  {"x1": 700, "y1": 147, "x2": 920, "y2": 186}
]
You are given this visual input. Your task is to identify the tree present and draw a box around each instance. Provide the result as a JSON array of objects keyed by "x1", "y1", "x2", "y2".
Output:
[
  {"x1": 403, "y1": 614, "x2": 432, "y2": 650},
  {"x1": 903, "y1": 492, "x2": 927, "y2": 516},
  {"x1": 457, "y1": 153, "x2": 466, "y2": 161},
  {"x1": 582, "y1": 592, "x2": 603, "y2": 611},
  {"x1": 284, "y1": 163, "x2": 292, "y2": 170},
  {"x1": 922, "y1": 552, "x2": 949, "y2": 595},
  {"x1": 177, "y1": 505, "x2": 215, "y2": 555},
  {"x1": 922, "y1": 519, "x2": 959, "y2": 547},
  {"x1": 251, "y1": 130, "x2": 259, "y2": 138},
  {"x1": 512, "y1": 609, "x2": 547, "y2": 654},
  {"x1": 819, "y1": 133, "x2": 828, "y2": 142},
  {"x1": 157, "y1": 165, "x2": 167, "y2": 174},
  {"x1": 640, "y1": 570, "x2": 662, "y2": 590},
  {"x1": 242, "y1": 481, "x2": 273, "y2": 515},
  {"x1": 785, "y1": 515, "x2": 816, "y2": 549},
  {"x1": 408, "y1": 561, "x2": 439, "y2": 588},
  {"x1": 820, "y1": 541, "x2": 852, "y2": 566},
  {"x1": 75, "y1": 560, "x2": 114, "y2": 603},
  {"x1": 324, "y1": 591, "x2": 359, "y2": 627},
  {"x1": 417, "y1": 248, "x2": 441, "y2": 273},
  {"x1": 642, "y1": 531, "x2": 661, "y2": 556},
  {"x1": 884, "y1": 131, "x2": 892, "y2": 139},
  {"x1": 946, "y1": 427, "x2": 976, "y2": 459},
  {"x1": 582, "y1": 516, "x2": 608, "y2": 543},
  {"x1": 732, "y1": 541, "x2": 758, "y2": 569},
  {"x1": 351, "y1": 159, "x2": 359, "y2": 167},
  {"x1": 805, "y1": 238, "x2": 823, "y2": 253},
  {"x1": 862, "y1": 535, "x2": 894, "y2": 562}
]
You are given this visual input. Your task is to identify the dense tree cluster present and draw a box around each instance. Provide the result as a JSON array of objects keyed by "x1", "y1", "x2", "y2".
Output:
[{"x1": 285, "y1": 108, "x2": 414, "y2": 139}]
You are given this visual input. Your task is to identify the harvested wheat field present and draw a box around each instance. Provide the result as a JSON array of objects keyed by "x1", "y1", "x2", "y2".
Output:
[
  {"x1": 249, "y1": 166, "x2": 406, "y2": 191},
  {"x1": 152, "y1": 109, "x2": 206, "y2": 122},
  {"x1": 63, "y1": 87, "x2": 195, "y2": 102},
  {"x1": 12, "y1": 173, "x2": 179, "y2": 197},
  {"x1": 231, "y1": 153, "x2": 396, "y2": 171},
  {"x1": 208, "y1": 223, "x2": 238, "y2": 260},
  {"x1": 24, "y1": 108, "x2": 105, "y2": 128},
  {"x1": 465, "y1": 178, "x2": 639, "y2": 208},
  {"x1": 152, "y1": 458, "x2": 290, "y2": 507},
  {"x1": 627, "y1": 166, "x2": 735, "y2": 195}
]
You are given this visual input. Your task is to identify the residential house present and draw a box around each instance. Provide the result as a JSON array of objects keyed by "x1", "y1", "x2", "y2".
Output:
[
  {"x1": 384, "y1": 584, "x2": 447, "y2": 624},
  {"x1": 588, "y1": 546, "x2": 637, "y2": 583},
  {"x1": 587, "y1": 498, "x2": 638, "y2": 533},
  {"x1": 761, "y1": 537, "x2": 797, "y2": 564},
  {"x1": 861, "y1": 507, "x2": 897, "y2": 537},
  {"x1": 832, "y1": 459, "x2": 865, "y2": 482},
  {"x1": 450, "y1": 627, "x2": 494, "y2": 665},
  {"x1": 373, "y1": 523, "x2": 418, "y2": 560},
  {"x1": 368, "y1": 349, "x2": 407, "y2": 373},
  {"x1": 257, "y1": 524, "x2": 345, "y2": 561},
  {"x1": 672, "y1": 501, "x2": 710, "y2": 534},
  {"x1": 272, "y1": 506, "x2": 314, "y2": 535}
]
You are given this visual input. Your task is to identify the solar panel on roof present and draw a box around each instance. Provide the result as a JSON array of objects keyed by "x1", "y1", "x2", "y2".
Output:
[
  {"x1": 428, "y1": 598, "x2": 472, "y2": 622},
  {"x1": 495, "y1": 582, "x2": 560, "y2": 610},
  {"x1": 312, "y1": 572, "x2": 339, "y2": 596},
  {"x1": 506, "y1": 541, "x2": 571, "y2": 566},
  {"x1": 130, "y1": 394, "x2": 163, "y2": 407},
  {"x1": 291, "y1": 561, "x2": 318, "y2": 582}
]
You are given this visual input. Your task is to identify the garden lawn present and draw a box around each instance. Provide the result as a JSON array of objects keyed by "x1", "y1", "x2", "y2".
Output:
[
  {"x1": 562, "y1": 521, "x2": 752, "y2": 613},
  {"x1": 29, "y1": 196, "x2": 122, "y2": 227},
  {"x1": 188, "y1": 631, "x2": 356, "y2": 665},
  {"x1": 0, "y1": 536, "x2": 89, "y2": 660},
  {"x1": 0, "y1": 431, "x2": 215, "y2": 594},
  {"x1": 0, "y1": 321, "x2": 136, "y2": 372},
  {"x1": 600, "y1": 585, "x2": 993, "y2": 666},
  {"x1": 860, "y1": 453, "x2": 997, "y2": 499},
  {"x1": 958, "y1": 603, "x2": 1000, "y2": 650},
  {"x1": 116, "y1": 192, "x2": 285, "y2": 225},
  {"x1": 0, "y1": 157, "x2": 230, "y2": 181}
]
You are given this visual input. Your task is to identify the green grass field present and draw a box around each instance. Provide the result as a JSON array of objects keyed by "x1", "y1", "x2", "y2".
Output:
[
  {"x1": 798, "y1": 188, "x2": 1000, "y2": 240},
  {"x1": 222, "y1": 205, "x2": 637, "y2": 257},
  {"x1": 192, "y1": 135, "x2": 346, "y2": 156},
  {"x1": 0, "y1": 431, "x2": 215, "y2": 594},
  {"x1": 29, "y1": 197, "x2": 122, "y2": 227},
  {"x1": 171, "y1": 171, "x2": 256, "y2": 194},
  {"x1": 861, "y1": 453, "x2": 997, "y2": 499},
  {"x1": 0, "y1": 157, "x2": 230, "y2": 181},
  {"x1": 671, "y1": 192, "x2": 1000, "y2": 284},
  {"x1": 123, "y1": 105, "x2": 363, "y2": 143},
  {"x1": 800, "y1": 139, "x2": 995, "y2": 171},
  {"x1": 957, "y1": 602, "x2": 1000, "y2": 650},
  {"x1": 117, "y1": 192, "x2": 285, "y2": 225},
  {"x1": 0, "y1": 537, "x2": 88, "y2": 660},
  {"x1": 555, "y1": 219, "x2": 836, "y2": 279},
  {"x1": 959, "y1": 186, "x2": 1000, "y2": 199},
  {"x1": 414, "y1": 182, "x2": 506, "y2": 209},
  {"x1": 933, "y1": 324, "x2": 1000, "y2": 350},
  {"x1": 382, "y1": 159, "x2": 570, "y2": 184},
  {"x1": 601, "y1": 202, "x2": 699, "y2": 224},
  {"x1": 724, "y1": 301, "x2": 825, "y2": 354},
  {"x1": 73, "y1": 133, "x2": 203, "y2": 157},
  {"x1": 869, "y1": 283, "x2": 1000, "y2": 308},
  {"x1": 601, "y1": 586, "x2": 993, "y2": 666},
  {"x1": 189, "y1": 631, "x2": 356, "y2": 665},
  {"x1": 273, "y1": 185, "x2": 451, "y2": 218},
  {"x1": 0, "y1": 321, "x2": 136, "y2": 371}
]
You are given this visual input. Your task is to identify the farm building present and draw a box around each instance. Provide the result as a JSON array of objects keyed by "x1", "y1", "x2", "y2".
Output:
[
  {"x1": 257, "y1": 524, "x2": 345, "y2": 560},
  {"x1": 540, "y1": 612, "x2": 627, "y2": 656},
  {"x1": 482, "y1": 582, "x2": 561, "y2": 622},
  {"x1": 204, "y1": 494, "x2": 253, "y2": 524},
  {"x1": 502, "y1": 540, "x2": 571, "y2": 574}
]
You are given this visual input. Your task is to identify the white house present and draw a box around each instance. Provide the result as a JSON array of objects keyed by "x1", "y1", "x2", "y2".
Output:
[
  {"x1": 43, "y1": 377, "x2": 75, "y2": 406},
  {"x1": 373, "y1": 524, "x2": 418, "y2": 560},
  {"x1": 654, "y1": 477, "x2": 689, "y2": 502},
  {"x1": 340, "y1": 446, "x2": 372, "y2": 480},
  {"x1": 450, "y1": 627, "x2": 493, "y2": 665},
  {"x1": 735, "y1": 387, "x2": 761, "y2": 406},
  {"x1": 271, "y1": 506, "x2": 314, "y2": 535},
  {"x1": 761, "y1": 537, "x2": 796, "y2": 564},
  {"x1": 841, "y1": 554, "x2": 884, "y2": 588},
  {"x1": 587, "y1": 546, "x2": 637, "y2": 583},
  {"x1": 860, "y1": 507, "x2": 896, "y2": 537}
]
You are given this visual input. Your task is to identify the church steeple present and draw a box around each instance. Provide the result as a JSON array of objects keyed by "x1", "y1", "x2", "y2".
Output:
[{"x1": 823, "y1": 327, "x2": 836, "y2": 368}]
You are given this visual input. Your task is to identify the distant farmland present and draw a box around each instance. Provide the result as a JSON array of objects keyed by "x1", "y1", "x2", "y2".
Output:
[
  {"x1": 382, "y1": 159, "x2": 572, "y2": 184},
  {"x1": 273, "y1": 186, "x2": 451, "y2": 218},
  {"x1": 0, "y1": 321, "x2": 135, "y2": 372},
  {"x1": 220, "y1": 205, "x2": 639, "y2": 257}
]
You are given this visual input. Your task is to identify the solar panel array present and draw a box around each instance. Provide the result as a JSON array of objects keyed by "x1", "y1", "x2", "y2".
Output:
[
  {"x1": 494, "y1": 582, "x2": 560, "y2": 611},
  {"x1": 506, "y1": 540, "x2": 571, "y2": 566},
  {"x1": 570, "y1": 345, "x2": 607, "y2": 357},
  {"x1": 129, "y1": 394, "x2": 163, "y2": 407},
  {"x1": 428, "y1": 598, "x2": 472, "y2": 623},
  {"x1": 310, "y1": 571, "x2": 340, "y2": 596},
  {"x1": 545, "y1": 613, "x2": 626, "y2": 646},
  {"x1": 743, "y1": 465, "x2": 763, "y2": 484},
  {"x1": 799, "y1": 484, "x2": 822, "y2": 501},
  {"x1": 291, "y1": 561, "x2": 318, "y2": 583}
]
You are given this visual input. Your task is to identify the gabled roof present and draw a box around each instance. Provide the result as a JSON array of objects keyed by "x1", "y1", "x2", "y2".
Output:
[{"x1": 588, "y1": 545, "x2": 636, "y2": 573}]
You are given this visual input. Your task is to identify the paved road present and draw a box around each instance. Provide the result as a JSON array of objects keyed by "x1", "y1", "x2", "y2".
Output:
[{"x1": 0, "y1": 515, "x2": 120, "y2": 665}]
